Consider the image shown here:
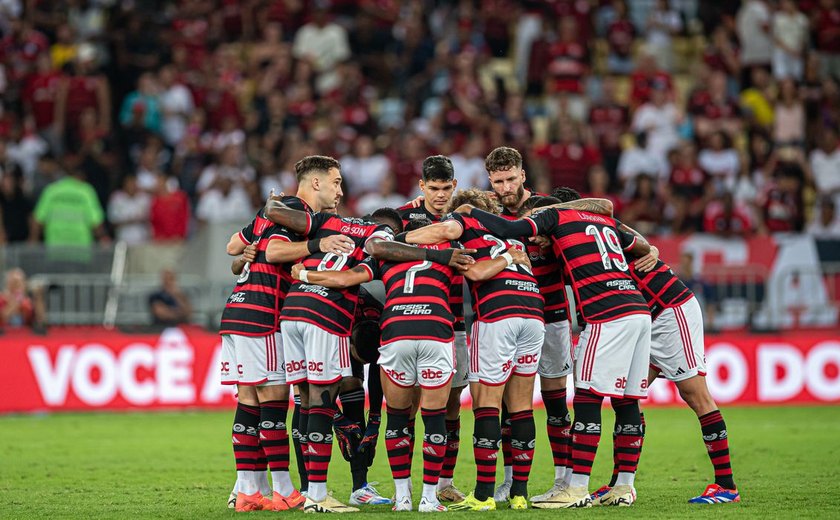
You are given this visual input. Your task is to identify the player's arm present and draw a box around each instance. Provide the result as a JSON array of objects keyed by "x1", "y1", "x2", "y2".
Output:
[
  {"x1": 231, "y1": 243, "x2": 257, "y2": 275},
  {"x1": 367, "y1": 238, "x2": 476, "y2": 271},
  {"x1": 292, "y1": 263, "x2": 373, "y2": 289},
  {"x1": 618, "y1": 222, "x2": 658, "y2": 272},
  {"x1": 547, "y1": 198, "x2": 614, "y2": 216},
  {"x1": 226, "y1": 231, "x2": 248, "y2": 255},
  {"x1": 463, "y1": 207, "x2": 537, "y2": 239},
  {"x1": 265, "y1": 235, "x2": 354, "y2": 264},
  {"x1": 616, "y1": 222, "x2": 651, "y2": 258},
  {"x1": 401, "y1": 220, "x2": 462, "y2": 245},
  {"x1": 263, "y1": 198, "x2": 311, "y2": 234},
  {"x1": 463, "y1": 249, "x2": 531, "y2": 282}
]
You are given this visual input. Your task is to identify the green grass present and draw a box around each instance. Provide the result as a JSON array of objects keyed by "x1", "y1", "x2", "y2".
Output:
[{"x1": 0, "y1": 406, "x2": 837, "y2": 519}]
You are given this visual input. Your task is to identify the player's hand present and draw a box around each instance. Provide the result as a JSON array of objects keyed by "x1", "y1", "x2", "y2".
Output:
[
  {"x1": 333, "y1": 412, "x2": 363, "y2": 462},
  {"x1": 242, "y1": 243, "x2": 257, "y2": 263},
  {"x1": 265, "y1": 189, "x2": 287, "y2": 211},
  {"x1": 357, "y1": 413, "x2": 381, "y2": 468},
  {"x1": 529, "y1": 235, "x2": 550, "y2": 250},
  {"x1": 319, "y1": 234, "x2": 354, "y2": 255},
  {"x1": 510, "y1": 249, "x2": 532, "y2": 270},
  {"x1": 290, "y1": 263, "x2": 305, "y2": 280},
  {"x1": 454, "y1": 204, "x2": 474, "y2": 215},
  {"x1": 409, "y1": 195, "x2": 424, "y2": 208},
  {"x1": 634, "y1": 245, "x2": 659, "y2": 273},
  {"x1": 449, "y1": 248, "x2": 477, "y2": 271}
]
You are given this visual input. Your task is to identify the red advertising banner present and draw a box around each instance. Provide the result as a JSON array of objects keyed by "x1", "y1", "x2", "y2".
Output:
[{"x1": 0, "y1": 327, "x2": 838, "y2": 414}]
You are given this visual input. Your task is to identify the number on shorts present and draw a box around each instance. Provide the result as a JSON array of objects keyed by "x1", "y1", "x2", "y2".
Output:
[
  {"x1": 482, "y1": 234, "x2": 532, "y2": 274},
  {"x1": 584, "y1": 225, "x2": 628, "y2": 271},
  {"x1": 404, "y1": 260, "x2": 432, "y2": 294}
]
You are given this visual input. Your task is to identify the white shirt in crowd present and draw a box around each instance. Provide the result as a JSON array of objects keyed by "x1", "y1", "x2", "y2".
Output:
[
  {"x1": 195, "y1": 187, "x2": 254, "y2": 223},
  {"x1": 107, "y1": 190, "x2": 151, "y2": 245},
  {"x1": 196, "y1": 163, "x2": 256, "y2": 194},
  {"x1": 773, "y1": 10, "x2": 809, "y2": 54},
  {"x1": 698, "y1": 148, "x2": 740, "y2": 192},
  {"x1": 450, "y1": 153, "x2": 488, "y2": 190},
  {"x1": 160, "y1": 83, "x2": 194, "y2": 147},
  {"x1": 647, "y1": 8, "x2": 682, "y2": 48},
  {"x1": 807, "y1": 216, "x2": 840, "y2": 238},
  {"x1": 810, "y1": 146, "x2": 840, "y2": 207},
  {"x1": 631, "y1": 102, "x2": 681, "y2": 164},
  {"x1": 339, "y1": 153, "x2": 391, "y2": 198},
  {"x1": 355, "y1": 192, "x2": 407, "y2": 217},
  {"x1": 737, "y1": 0, "x2": 772, "y2": 65}
]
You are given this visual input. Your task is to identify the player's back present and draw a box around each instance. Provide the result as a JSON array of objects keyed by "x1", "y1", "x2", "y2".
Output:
[
  {"x1": 534, "y1": 208, "x2": 648, "y2": 324},
  {"x1": 449, "y1": 212, "x2": 544, "y2": 323},
  {"x1": 630, "y1": 260, "x2": 693, "y2": 319},
  {"x1": 374, "y1": 241, "x2": 457, "y2": 344}
]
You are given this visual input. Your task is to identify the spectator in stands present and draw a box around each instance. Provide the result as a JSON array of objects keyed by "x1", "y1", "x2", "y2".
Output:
[
  {"x1": 108, "y1": 174, "x2": 150, "y2": 245},
  {"x1": 814, "y1": 0, "x2": 840, "y2": 79},
  {"x1": 53, "y1": 44, "x2": 111, "y2": 152},
  {"x1": 617, "y1": 131, "x2": 664, "y2": 196},
  {"x1": 692, "y1": 70, "x2": 744, "y2": 139},
  {"x1": 740, "y1": 65, "x2": 776, "y2": 132},
  {"x1": 534, "y1": 119, "x2": 600, "y2": 193},
  {"x1": 195, "y1": 144, "x2": 254, "y2": 197},
  {"x1": 631, "y1": 82, "x2": 681, "y2": 166},
  {"x1": 704, "y1": 192, "x2": 753, "y2": 237},
  {"x1": 148, "y1": 269, "x2": 192, "y2": 327},
  {"x1": 736, "y1": 0, "x2": 772, "y2": 87},
  {"x1": 588, "y1": 76, "x2": 630, "y2": 181},
  {"x1": 354, "y1": 173, "x2": 405, "y2": 217},
  {"x1": 291, "y1": 5, "x2": 350, "y2": 95},
  {"x1": 545, "y1": 16, "x2": 590, "y2": 121},
  {"x1": 30, "y1": 165, "x2": 108, "y2": 247},
  {"x1": 583, "y1": 164, "x2": 622, "y2": 214},
  {"x1": 760, "y1": 164, "x2": 805, "y2": 233},
  {"x1": 340, "y1": 135, "x2": 390, "y2": 199},
  {"x1": 158, "y1": 65, "x2": 194, "y2": 147},
  {"x1": 772, "y1": 0, "x2": 809, "y2": 80},
  {"x1": 807, "y1": 197, "x2": 840, "y2": 237},
  {"x1": 677, "y1": 251, "x2": 717, "y2": 328},
  {"x1": 451, "y1": 135, "x2": 488, "y2": 190},
  {"x1": 703, "y1": 26, "x2": 741, "y2": 95},
  {"x1": 149, "y1": 173, "x2": 190, "y2": 242},
  {"x1": 629, "y1": 50, "x2": 673, "y2": 109},
  {"x1": 774, "y1": 78, "x2": 806, "y2": 146},
  {"x1": 619, "y1": 173, "x2": 662, "y2": 235},
  {"x1": 606, "y1": 0, "x2": 635, "y2": 76},
  {"x1": 645, "y1": 0, "x2": 683, "y2": 72},
  {"x1": 668, "y1": 142, "x2": 709, "y2": 233},
  {"x1": 0, "y1": 268, "x2": 46, "y2": 333},
  {"x1": 809, "y1": 124, "x2": 840, "y2": 208},
  {"x1": 0, "y1": 165, "x2": 32, "y2": 243},
  {"x1": 195, "y1": 176, "x2": 253, "y2": 224}
]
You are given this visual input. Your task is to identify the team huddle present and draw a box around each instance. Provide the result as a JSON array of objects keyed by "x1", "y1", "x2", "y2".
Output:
[{"x1": 219, "y1": 148, "x2": 740, "y2": 513}]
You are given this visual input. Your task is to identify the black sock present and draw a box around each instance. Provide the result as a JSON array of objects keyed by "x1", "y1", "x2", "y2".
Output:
[
  {"x1": 570, "y1": 389, "x2": 603, "y2": 480},
  {"x1": 291, "y1": 397, "x2": 308, "y2": 491},
  {"x1": 509, "y1": 410, "x2": 536, "y2": 498},
  {"x1": 473, "y1": 407, "x2": 501, "y2": 501},
  {"x1": 232, "y1": 402, "x2": 261, "y2": 472},
  {"x1": 340, "y1": 388, "x2": 367, "y2": 491}
]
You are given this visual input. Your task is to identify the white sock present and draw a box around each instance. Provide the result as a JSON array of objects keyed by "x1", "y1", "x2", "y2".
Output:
[
  {"x1": 503, "y1": 466, "x2": 513, "y2": 483},
  {"x1": 309, "y1": 482, "x2": 327, "y2": 502},
  {"x1": 554, "y1": 466, "x2": 565, "y2": 482},
  {"x1": 615, "y1": 472, "x2": 635, "y2": 487},
  {"x1": 564, "y1": 467, "x2": 574, "y2": 484},
  {"x1": 437, "y1": 477, "x2": 453, "y2": 490},
  {"x1": 259, "y1": 470, "x2": 272, "y2": 495},
  {"x1": 394, "y1": 478, "x2": 412, "y2": 501},
  {"x1": 272, "y1": 470, "x2": 295, "y2": 496},
  {"x1": 569, "y1": 473, "x2": 590, "y2": 490},
  {"x1": 237, "y1": 470, "x2": 259, "y2": 495},
  {"x1": 422, "y1": 483, "x2": 438, "y2": 502}
]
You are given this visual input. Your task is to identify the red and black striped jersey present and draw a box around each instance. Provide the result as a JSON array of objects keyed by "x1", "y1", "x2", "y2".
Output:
[
  {"x1": 397, "y1": 202, "x2": 465, "y2": 332},
  {"x1": 499, "y1": 212, "x2": 569, "y2": 324},
  {"x1": 630, "y1": 260, "x2": 693, "y2": 320},
  {"x1": 280, "y1": 213, "x2": 394, "y2": 337},
  {"x1": 366, "y1": 241, "x2": 458, "y2": 344},
  {"x1": 354, "y1": 285, "x2": 383, "y2": 323},
  {"x1": 525, "y1": 209, "x2": 649, "y2": 323},
  {"x1": 446, "y1": 212, "x2": 544, "y2": 323},
  {"x1": 220, "y1": 199, "x2": 307, "y2": 336}
]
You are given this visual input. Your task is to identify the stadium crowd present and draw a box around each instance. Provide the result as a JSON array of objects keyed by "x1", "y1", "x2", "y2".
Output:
[{"x1": 1, "y1": 0, "x2": 839, "y2": 247}]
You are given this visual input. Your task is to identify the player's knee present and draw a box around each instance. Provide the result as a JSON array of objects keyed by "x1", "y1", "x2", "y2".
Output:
[
  {"x1": 677, "y1": 381, "x2": 716, "y2": 414},
  {"x1": 309, "y1": 382, "x2": 340, "y2": 407},
  {"x1": 340, "y1": 377, "x2": 363, "y2": 392}
]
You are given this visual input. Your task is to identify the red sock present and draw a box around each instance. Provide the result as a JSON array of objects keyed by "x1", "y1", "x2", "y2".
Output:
[
  {"x1": 542, "y1": 389, "x2": 571, "y2": 474},
  {"x1": 699, "y1": 410, "x2": 736, "y2": 490},
  {"x1": 232, "y1": 403, "x2": 260, "y2": 471},
  {"x1": 473, "y1": 407, "x2": 500, "y2": 501},
  {"x1": 306, "y1": 407, "x2": 334, "y2": 485},
  {"x1": 440, "y1": 418, "x2": 460, "y2": 480},
  {"x1": 421, "y1": 408, "x2": 447, "y2": 486},
  {"x1": 509, "y1": 410, "x2": 535, "y2": 498},
  {"x1": 570, "y1": 390, "x2": 603, "y2": 479},
  {"x1": 385, "y1": 406, "x2": 412, "y2": 481},
  {"x1": 260, "y1": 400, "x2": 290, "y2": 472}
]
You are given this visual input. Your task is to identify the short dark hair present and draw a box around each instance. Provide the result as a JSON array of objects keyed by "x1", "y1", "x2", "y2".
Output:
[
  {"x1": 520, "y1": 195, "x2": 561, "y2": 213},
  {"x1": 404, "y1": 217, "x2": 433, "y2": 232},
  {"x1": 371, "y1": 207, "x2": 403, "y2": 234},
  {"x1": 485, "y1": 146, "x2": 522, "y2": 173},
  {"x1": 294, "y1": 155, "x2": 341, "y2": 182},
  {"x1": 422, "y1": 155, "x2": 454, "y2": 182},
  {"x1": 447, "y1": 188, "x2": 500, "y2": 215},
  {"x1": 551, "y1": 187, "x2": 581, "y2": 202}
]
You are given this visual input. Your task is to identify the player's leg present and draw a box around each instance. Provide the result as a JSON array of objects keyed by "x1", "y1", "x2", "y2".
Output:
[
  {"x1": 531, "y1": 320, "x2": 574, "y2": 503},
  {"x1": 290, "y1": 388, "x2": 308, "y2": 494},
  {"x1": 379, "y1": 341, "x2": 418, "y2": 511},
  {"x1": 438, "y1": 329, "x2": 469, "y2": 502},
  {"x1": 415, "y1": 339, "x2": 455, "y2": 513},
  {"x1": 342, "y1": 371, "x2": 390, "y2": 506},
  {"x1": 495, "y1": 402, "x2": 513, "y2": 503}
]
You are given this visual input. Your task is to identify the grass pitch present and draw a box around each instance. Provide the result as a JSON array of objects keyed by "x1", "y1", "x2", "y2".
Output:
[{"x1": 1, "y1": 405, "x2": 838, "y2": 519}]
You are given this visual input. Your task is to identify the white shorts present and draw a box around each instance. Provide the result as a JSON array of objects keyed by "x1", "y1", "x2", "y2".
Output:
[
  {"x1": 452, "y1": 330, "x2": 469, "y2": 389},
  {"x1": 538, "y1": 320, "x2": 573, "y2": 378},
  {"x1": 220, "y1": 333, "x2": 285, "y2": 386},
  {"x1": 574, "y1": 314, "x2": 651, "y2": 398},
  {"x1": 379, "y1": 338, "x2": 455, "y2": 389},
  {"x1": 469, "y1": 318, "x2": 545, "y2": 386},
  {"x1": 650, "y1": 297, "x2": 707, "y2": 382},
  {"x1": 280, "y1": 320, "x2": 352, "y2": 385}
]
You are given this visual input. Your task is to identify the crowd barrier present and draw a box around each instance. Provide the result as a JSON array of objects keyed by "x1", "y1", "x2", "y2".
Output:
[{"x1": 2, "y1": 326, "x2": 838, "y2": 414}]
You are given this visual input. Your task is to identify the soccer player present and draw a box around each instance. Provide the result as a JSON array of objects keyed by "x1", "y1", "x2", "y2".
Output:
[
  {"x1": 482, "y1": 146, "x2": 571, "y2": 504},
  {"x1": 222, "y1": 156, "x2": 356, "y2": 512},
  {"x1": 402, "y1": 189, "x2": 545, "y2": 511},
  {"x1": 263, "y1": 191, "x2": 474, "y2": 513},
  {"x1": 396, "y1": 156, "x2": 469, "y2": 503},
  {"x1": 552, "y1": 187, "x2": 740, "y2": 505},
  {"x1": 457, "y1": 196, "x2": 653, "y2": 508}
]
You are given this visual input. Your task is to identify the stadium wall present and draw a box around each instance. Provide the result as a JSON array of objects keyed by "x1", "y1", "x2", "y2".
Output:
[{"x1": 1, "y1": 326, "x2": 838, "y2": 414}]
